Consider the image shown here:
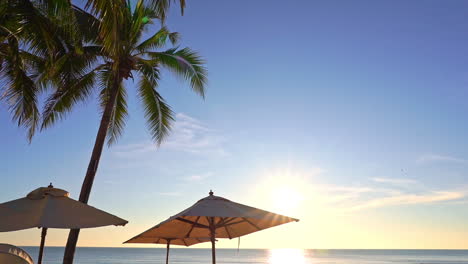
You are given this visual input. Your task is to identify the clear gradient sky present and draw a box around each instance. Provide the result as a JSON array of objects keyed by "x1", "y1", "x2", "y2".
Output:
[{"x1": 1, "y1": 0, "x2": 468, "y2": 249}]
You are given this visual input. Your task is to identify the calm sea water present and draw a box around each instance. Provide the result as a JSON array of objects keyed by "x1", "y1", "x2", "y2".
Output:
[{"x1": 21, "y1": 247, "x2": 468, "y2": 264}]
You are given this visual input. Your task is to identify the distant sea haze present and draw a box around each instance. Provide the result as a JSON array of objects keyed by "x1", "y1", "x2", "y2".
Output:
[{"x1": 21, "y1": 247, "x2": 468, "y2": 264}]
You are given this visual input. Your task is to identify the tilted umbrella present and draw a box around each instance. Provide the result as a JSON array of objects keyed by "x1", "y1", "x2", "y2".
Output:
[
  {"x1": 134, "y1": 190, "x2": 299, "y2": 264},
  {"x1": 0, "y1": 244, "x2": 34, "y2": 264},
  {"x1": 125, "y1": 234, "x2": 211, "y2": 264},
  {"x1": 0, "y1": 184, "x2": 128, "y2": 264}
]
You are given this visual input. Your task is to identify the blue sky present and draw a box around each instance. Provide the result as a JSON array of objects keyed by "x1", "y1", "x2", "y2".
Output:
[{"x1": 1, "y1": 0, "x2": 468, "y2": 248}]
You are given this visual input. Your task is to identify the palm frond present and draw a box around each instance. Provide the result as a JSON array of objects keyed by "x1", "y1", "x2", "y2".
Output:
[
  {"x1": 129, "y1": 0, "x2": 158, "y2": 46},
  {"x1": 85, "y1": 0, "x2": 129, "y2": 58},
  {"x1": 2, "y1": 37, "x2": 40, "y2": 141},
  {"x1": 106, "y1": 83, "x2": 128, "y2": 146},
  {"x1": 147, "y1": 0, "x2": 186, "y2": 22},
  {"x1": 136, "y1": 57, "x2": 159, "y2": 83},
  {"x1": 16, "y1": 0, "x2": 67, "y2": 58},
  {"x1": 72, "y1": 5, "x2": 101, "y2": 45},
  {"x1": 146, "y1": 47, "x2": 207, "y2": 97},
  {"x1": 137, "y1": 72, "x2": 174, "y2": 144},
  {"x1": 52, "y1": 45, "x2": 101, "y2": 76},
  {"x1": 135, "y1": 26, "x2": 179, "y2": 53},
  {"x1": 19, "y1": 50, "x2": 48, "y2": 92},
  {"x1": 41, "y1": 68, "x2": 98, "y2": 129}
]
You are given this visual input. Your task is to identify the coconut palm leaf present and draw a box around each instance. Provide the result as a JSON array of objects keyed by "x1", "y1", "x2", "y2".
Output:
[
  {"x1": 1, "y1": 36, "x2": 40, "y2": 141},
  {"x1": 86, "y1": 0, "x2": 128, "y2": 58},
  {"x1": 135, "y1": 26, "x2": 179, "y2": 53},
  {"x1": 138, "y1": 73, "x2": 174, "y2": 144},
  {"x1": 106, "y1": 83, "x2": 128, "y2": 145},
  {"x1": 41, "y1": 69, "x2": 98, "y2": 129},
  {"x1": 148, "y1": 0, "x2": 186, "y2": 22},
  {"x1": 97, "y1": 65, "x2": 128, "y2": 146},
  {"x1": 16, "y1": 0, "x2": 66, "y2": 58},
  {"x1": 129, "y1": 0, "x2": 158, "y2": 46},
  {"x1": 72, "y1": 5, "x2": 101, "y2": 45},
  {"x1": 147, "y1": 48, "x2": 207, "y2": 97}
]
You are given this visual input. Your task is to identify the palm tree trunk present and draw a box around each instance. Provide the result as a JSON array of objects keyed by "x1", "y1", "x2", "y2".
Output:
[{"x1": 62, "y1": 74, "x2": 121, "y2": 264}]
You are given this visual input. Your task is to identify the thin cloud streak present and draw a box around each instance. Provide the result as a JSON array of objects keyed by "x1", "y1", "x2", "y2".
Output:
[
  {"x1": 371, "y1": 177, "x2": 417, "y2": 184},
  {"x1": 184, "y1": 172, "x2": 212, "y2": 182},
  {"x1": 157, "y1": 192, "x2": 182, "y2": 196},
  {"x1": 417, "y1": 154, "x2": 467, "y2": 164},
  {"x1": 343, "y1": 190, "x2": 466, "y2": 212},
  {"x1": 113, "y1": 113, "x2": 228, "y2": 157},
  {"x1": 310, "y1": 179, "x2": 467, "y2": 213},
  {"x1": 162, "y1": 113, "x2": 228, "y2": 156}
]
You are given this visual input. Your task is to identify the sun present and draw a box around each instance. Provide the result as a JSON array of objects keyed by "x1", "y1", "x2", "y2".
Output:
[
  {"x1": 271, "y1": 185, "x2": 303, "y2": 215},
  {"x1": 252, "y1": 167, "x2": 312, "y2": 216}
]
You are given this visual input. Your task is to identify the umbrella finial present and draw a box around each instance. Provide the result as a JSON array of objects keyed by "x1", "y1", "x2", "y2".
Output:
[
  {"x1": 48, "y1": 183, "x2": 53, "y2": 188},
  {"x1": 209, "y1": 190, "x2": 214, "y2": 196}
]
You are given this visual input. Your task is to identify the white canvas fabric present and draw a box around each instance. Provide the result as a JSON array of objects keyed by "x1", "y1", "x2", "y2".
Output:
[
  {"x1": 0, "y1": 244, "x2": 34, "y2": 264},
  {"x1": 125, "y1": 192, "x2": 299, "y2": 242},
  {"x1": 0, "y1": 186, "x2": 128, "y2": 232}
]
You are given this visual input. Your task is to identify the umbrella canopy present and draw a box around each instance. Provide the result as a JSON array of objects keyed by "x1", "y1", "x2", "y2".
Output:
[
  {"x1": 0, "y1": 185, "x2": 128, "y2": 264},
  {"x1": 0, "y1": 186, "x2": 127, "y2": 231},
  {"x1": 0, "y1": 244, "x2": 33, "y2": 264},
  {"x1": 128, "y1": 191, "x2": 298, "y2": 264},
  {"x1": 139, "y1": 191, "x2": 299, "y2": 240}
]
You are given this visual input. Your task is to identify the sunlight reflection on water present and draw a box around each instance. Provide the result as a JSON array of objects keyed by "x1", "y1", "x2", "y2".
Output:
[{"x1": 269, "y1": 248, "x2": 308, "y2": 264}]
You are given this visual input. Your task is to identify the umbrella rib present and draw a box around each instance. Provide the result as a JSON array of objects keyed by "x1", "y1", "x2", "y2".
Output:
[
  {"x1": 176, "y1": 217, "x2": 209, "y2": 228},
  {"x1": 224, "y1": 219, "x2": 246, "y2": 227},
  {"x1": 185, "y1": 216, "x2": 201, "y2": 238},
  {"x1": 221, "y1": 217, "x2": 236, "y2": 226},
  {"x1": 215, "y1": 217, "x2": 233, "y2": 228},
  {"x1": 215, "y1": 217, "x2": 224, "y2": 225},
  {"x1": 242, "y1": 217, "x2": 261, "y2": 230},
  {"x1": 216, "y1": 217, "x2": 233, "y2": 239},
  {"x1": 224, "y1": 223, "x2": 233, "y2": 239}
]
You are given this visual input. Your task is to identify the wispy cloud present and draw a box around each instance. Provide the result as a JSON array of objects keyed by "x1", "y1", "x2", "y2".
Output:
[
  {"x1": 112, "y1": 142, "x2": 156, "y2": 156},
  {"x1": 311, "y1": 179, "x2": 467, "y2": 213},
  {"x1": 157, "y1": 192, "x2": 182, "y2": 196},
  {"x1": 371, "y1": 177, "x2": 417, "y2": 185},
  {"x1": 343, "y1": 190, "x2": 466, "y2": 212},
  {"x1": 162, "y1": 113, "x2": 228, "y2": 156},
  {"x1": 113, "y1": 113, "x2": 228, "y2": 157},
  {"x1": 184, "y1": 172, "x2": 212, "y2": 182},
  {"x1": 417, "y1": 154, "x2": 467, "y2": 164}
]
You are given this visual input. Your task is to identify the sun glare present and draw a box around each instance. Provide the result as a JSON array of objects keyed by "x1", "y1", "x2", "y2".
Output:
[
  {"x1": 251, "y1": 167, "x2": 313, "y2": 216},
  {"x1": 269, "y1": 249, "x2": 307, "y2": 264},
  {"x1": 271, "y1": 186, "x2": 303, "y2": 215}
]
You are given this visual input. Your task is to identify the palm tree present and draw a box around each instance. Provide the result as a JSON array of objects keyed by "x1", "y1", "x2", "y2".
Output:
[
  {"x1": 2, "y1": 1, "x2": 202, "y2": 262},
  {"x1": 1, "y1": 1, "x2": 188, "y2": 138},
  {"x1": 38, "y1": 1, "x2": 206, "y2": 263}
]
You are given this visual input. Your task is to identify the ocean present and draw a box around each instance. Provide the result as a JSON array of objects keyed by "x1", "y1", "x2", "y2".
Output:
[{"x1": 20, "y1": 247, "x2": 468, "y2": 264}]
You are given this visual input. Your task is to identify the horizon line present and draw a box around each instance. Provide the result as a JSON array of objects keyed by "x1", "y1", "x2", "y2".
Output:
[{"x1": 15, "y1": 246, "x2": 468, "y2": 250}]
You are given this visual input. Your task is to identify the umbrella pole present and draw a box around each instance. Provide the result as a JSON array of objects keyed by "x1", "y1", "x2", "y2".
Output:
[
  {"x1": 166, "y1": 241, "x2": 170, "y2": 264},
  {"x1": 209, "y1": 217, "x2": 216, "y2": 264},
  {"x1": 211, "y1": 236, "x2": 216, "y2": 264},
  {"x1": 38, "y1": 227, "x2": 47, "y2": 264}
]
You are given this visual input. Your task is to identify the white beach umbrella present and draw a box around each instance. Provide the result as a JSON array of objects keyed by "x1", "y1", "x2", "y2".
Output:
[
  {"x1": 128, "y1": 190, "x2": 299, "y2": 264},
  {"x1": 0, "y1": 244, "x2": 34, "y2": 264},
  {"x1": 0, "y1": 184, "x2": 128, "y2": 264}
]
